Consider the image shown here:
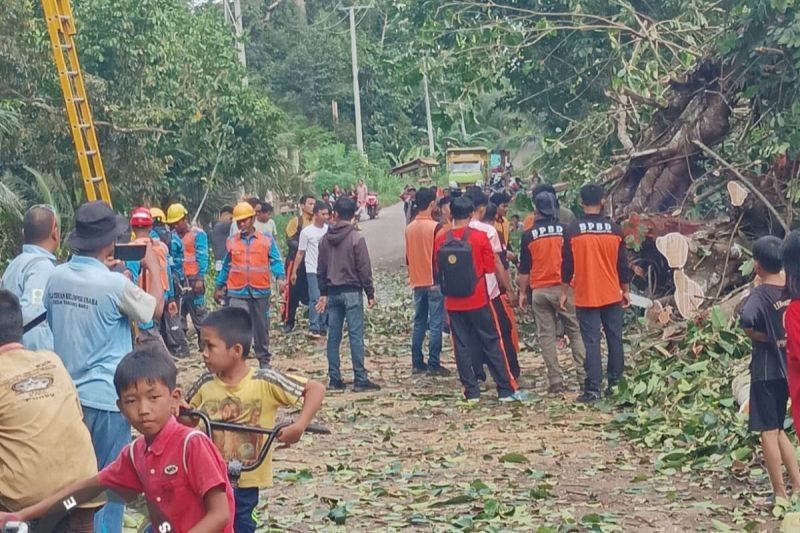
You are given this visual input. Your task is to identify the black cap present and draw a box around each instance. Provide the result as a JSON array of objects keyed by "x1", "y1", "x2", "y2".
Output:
[
  {"x1": 68, "y1": 201, "x2": 129, "y2": 252},
  {"x1": 534, "y1": 191, "x2": 559, "y2": 217}
]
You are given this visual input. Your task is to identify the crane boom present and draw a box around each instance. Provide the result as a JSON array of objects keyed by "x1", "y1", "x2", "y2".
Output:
[{"x1": 41, "y1": 0, "x2": 112, "y2": 206}]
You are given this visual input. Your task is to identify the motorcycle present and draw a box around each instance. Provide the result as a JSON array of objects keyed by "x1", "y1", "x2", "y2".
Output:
[{"x1": 366, "y1": 192, "x2": 380, "y2": 219}]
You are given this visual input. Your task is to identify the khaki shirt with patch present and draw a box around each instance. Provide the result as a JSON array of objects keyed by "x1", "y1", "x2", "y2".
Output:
[{"x1": 0, "y1": 348, "x2": 99, "y2": 511}]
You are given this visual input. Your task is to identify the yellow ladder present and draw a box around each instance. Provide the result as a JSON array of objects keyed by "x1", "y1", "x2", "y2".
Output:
[{"x1": 41, "y1": 0, "x2": 112, "y2": 206}]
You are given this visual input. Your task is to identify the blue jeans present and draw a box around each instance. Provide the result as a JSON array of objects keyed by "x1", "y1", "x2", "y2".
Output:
[
  {"x1": 411, "y1": 286, "x2": 444, "y2": 369},
  {"x1": 234, "y1": 487, "x2": 260, "y2": 533},
  {"x1": 83, "y1": 406, "x2": 131, "y2": 533},
  {"x1": 307, "y1": 273, "x2": 326, "y2": 333},
  {"x1": 326, "y1": 289, "x2": 368, "y2": 385}
]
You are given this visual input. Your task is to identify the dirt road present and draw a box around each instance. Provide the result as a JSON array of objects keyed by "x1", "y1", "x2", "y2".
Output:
[
  {"x1": 358, "y1": 201, "x2": 406, "y2": 271},
  {"x1": 134, "y1": 273, "x2": 762, "y2": 532}
]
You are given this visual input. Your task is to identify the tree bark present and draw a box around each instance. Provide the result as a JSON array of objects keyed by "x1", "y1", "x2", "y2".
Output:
[{"x1": 612, "y1": 60, "x2": 731, "y2": 215}]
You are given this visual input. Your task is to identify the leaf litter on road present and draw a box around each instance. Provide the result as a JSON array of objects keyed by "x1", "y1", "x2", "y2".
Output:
[{"x1": 121, "y1": 273, "x2": 776, "y2": 531}]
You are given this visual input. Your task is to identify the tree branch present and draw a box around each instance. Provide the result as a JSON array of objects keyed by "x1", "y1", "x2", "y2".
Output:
[
  {"x1": 693, "y1": 140, "x2": 790, "y2": 233},
  {"x1": 22, "y1": 98, "x2": 171, "y2": 135}
]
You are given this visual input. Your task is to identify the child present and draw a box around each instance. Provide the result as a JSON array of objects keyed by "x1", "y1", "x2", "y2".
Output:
[
  {"x1": 781, "y1": 232, "x2": 800, "y2": 433},
  {"x1": 183, "y1": 307, "x2": 325, "y2": 533},
  {"x1": 740, "y1": 235, "x2": 800, "y2": 503},
  {"x1": 0, "y1": 290, "x2": 99, "y2": 532},
  {"x1": 0, "y1": 346, "x2": 235, "y2": 532}
]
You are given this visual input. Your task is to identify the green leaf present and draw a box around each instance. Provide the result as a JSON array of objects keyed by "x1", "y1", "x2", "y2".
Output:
[{"x1": 499, "y1": 452, "x2": 529, "y2": 463}]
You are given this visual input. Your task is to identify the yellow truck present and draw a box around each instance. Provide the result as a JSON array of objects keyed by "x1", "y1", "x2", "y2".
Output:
[{"x1": 445, "y1": 147, "x2": 489, "y2": 189}]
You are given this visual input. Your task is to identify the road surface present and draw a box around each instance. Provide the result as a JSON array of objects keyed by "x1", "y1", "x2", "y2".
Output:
[{"x1": 359, "y1": 201, "x2": 406, "y2": 271}]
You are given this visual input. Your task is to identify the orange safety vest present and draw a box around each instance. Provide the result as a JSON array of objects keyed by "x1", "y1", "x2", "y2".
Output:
[
  {"x1": 133, "y1": 237, "x2": 169, "y2": 291},
  {"x1": 226, "y1": 232, "x2": 272, "y2": 291},
  {"x1": 182, "y1": 230, "x2": 199, "y2": 277}
]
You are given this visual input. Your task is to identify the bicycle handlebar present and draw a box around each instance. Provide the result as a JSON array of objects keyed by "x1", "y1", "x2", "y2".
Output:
[{"x1": 179, "y1": 409, "x2": 331, "y2": 476}]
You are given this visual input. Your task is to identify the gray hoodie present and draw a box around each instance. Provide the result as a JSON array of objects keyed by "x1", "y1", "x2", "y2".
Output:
[{"x1": 317, "y1": 222, "x2": 375, "y2": 300}]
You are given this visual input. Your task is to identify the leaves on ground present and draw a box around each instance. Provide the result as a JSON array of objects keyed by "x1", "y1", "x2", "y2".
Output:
[{"x1": 123, "y1": 274, "x2": 778, "y2": 531}]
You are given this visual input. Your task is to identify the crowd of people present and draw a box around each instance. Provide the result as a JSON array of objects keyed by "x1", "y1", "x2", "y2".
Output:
[
  {"x1": 3, "y1": 175, "x2": 800, "y2": 529},
  {"x1": 404, "y1": 182, "x2": 631, "y2": 403}
]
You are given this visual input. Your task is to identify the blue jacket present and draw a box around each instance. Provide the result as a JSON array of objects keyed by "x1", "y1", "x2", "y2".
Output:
[{"x1": 0, "y1": 245, "x2": 56, "y2": 351}]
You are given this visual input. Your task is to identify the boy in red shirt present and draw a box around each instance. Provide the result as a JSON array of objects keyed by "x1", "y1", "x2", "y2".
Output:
[
  {"x1": 782, "y1": 232, "x2": 800, "y2": 432},
  {"x1": 434, "y1": 196, "x2": 520, "y2": 402},
  {"x1": 1, "y1": 347, "x2": 235, "y2": 533}
]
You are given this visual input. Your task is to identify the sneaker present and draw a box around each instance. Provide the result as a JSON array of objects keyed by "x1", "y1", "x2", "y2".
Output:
[
  {"x1": 576, "y1": 392, "x2": 601, "y2": 404},
  {"x1": 427, "y1": 366, "x2": 452, "y2": 377},
  {"x1": 465, "y1": 397, "x2": 480, "y2": 404},
  {"x1": 306, "y1": 331, "x2": 324, "y2": 340},
  {"x1": 605, "y1": 382, "x2": 619, "y2": 398},
  {"x1": 258, "y1": 360, "x2": 271, "y2": 370},
  {"x1": 499, "y1": 391, "x2": 527, "y2": 403},
  {"x1": 412, "y1": 365, "x2": 429, "y2": 375},
  {"x1": 548, "y1": 383, "x2": 566, "y2": 395},
  {"x1": 281, "y1": 324, "x2": 294, "y2": 334},
  {"x1": 328, "y1": 378, "x2": 346, "y2": 390},
  {"x1": 353, "y1": 380, "x2": 381, "y2": 393}
]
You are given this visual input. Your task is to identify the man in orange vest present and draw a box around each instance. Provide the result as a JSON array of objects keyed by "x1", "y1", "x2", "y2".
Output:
[
  {"x1": 126, "y1": 207, "x2": 173, "y2": 348},
  {"x1": 215, "y1": 202, "x2": 285, "y2": 368},
  {"x1": 166, "y1": 203, "x2": 209, "y2": 351}
]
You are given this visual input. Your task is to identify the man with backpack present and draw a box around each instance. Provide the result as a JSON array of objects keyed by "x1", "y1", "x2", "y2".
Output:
[{"x1": 434, "y1": 196, "x2": 522, "y2": 403}]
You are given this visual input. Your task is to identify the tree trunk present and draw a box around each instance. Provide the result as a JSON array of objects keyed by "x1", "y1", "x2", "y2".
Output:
[{"x1": 612, "y1": 60, "x2": 731, "y2": 215}]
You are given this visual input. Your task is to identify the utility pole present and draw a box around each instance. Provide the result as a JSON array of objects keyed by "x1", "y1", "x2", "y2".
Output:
[
  {"x1": 342, "y1": 5, "x2": 369, "y2": 154},
  {"x1": 422, "y1": 71, "x2": 435, "y2": 156},
  {"x1": 224, "y1": 0, "x2": 248, "y2": 82}
]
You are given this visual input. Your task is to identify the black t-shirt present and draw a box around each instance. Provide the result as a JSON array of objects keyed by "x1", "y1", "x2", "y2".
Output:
[
  {"x1": 739, "y1": 284, "x2": 789, "y2": 381},
  {"x1": 211, "y1": 220, "x2": 232, "y2": 261}
]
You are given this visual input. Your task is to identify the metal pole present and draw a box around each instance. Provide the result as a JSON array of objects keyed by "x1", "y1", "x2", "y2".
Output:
[
  {"x1": 422, "y1": 71, "x2": 435, "y2": 156},
  {"x1": 347, "y1": 6, "x2": 364, "y2": 154}
]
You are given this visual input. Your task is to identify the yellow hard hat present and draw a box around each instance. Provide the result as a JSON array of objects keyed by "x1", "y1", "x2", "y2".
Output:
[
  {"x1": 232, "y1": 201, "x2": 256, "y2": 222},
  {"x1": 165, "y1": 203, "x2": 188, "y2": 224},
  {"x1": 150, "y1": 207, "x2": 166, "y2": 222}
]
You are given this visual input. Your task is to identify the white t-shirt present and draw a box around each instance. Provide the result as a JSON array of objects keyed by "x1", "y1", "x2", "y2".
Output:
[
  {"x1": 469, "y1": 220, "x2": 502, "y2": 299},
  {"x1": 254, "y1": 219, "x2": 276, "y2": 237},
  {"x1": 298, "y1": 224, "x2": 329, "y2": 274}
]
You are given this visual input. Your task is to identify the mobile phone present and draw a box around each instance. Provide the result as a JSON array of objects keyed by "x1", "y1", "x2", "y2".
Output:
[{"x1": 113, "y1": 243, "x2": 146, "y2": 261}]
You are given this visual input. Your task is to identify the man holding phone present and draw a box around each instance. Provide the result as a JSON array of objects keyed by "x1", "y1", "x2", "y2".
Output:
[{"x1": 44, "y1": 201, "x2": 164, "y2": 533}]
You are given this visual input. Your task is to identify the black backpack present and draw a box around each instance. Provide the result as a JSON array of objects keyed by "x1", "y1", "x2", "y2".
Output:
[{"x1": 437, "y1": 229, "x2": 478, "y2": 297}]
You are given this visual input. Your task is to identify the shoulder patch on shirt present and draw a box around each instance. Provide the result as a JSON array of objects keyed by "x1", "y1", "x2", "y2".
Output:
[
  {"x1": 253, "y1": 368, "x2": 305, "y2": 398},
  {"x1": 185, "y1": 372, "x2": 216, "y2": 400}
]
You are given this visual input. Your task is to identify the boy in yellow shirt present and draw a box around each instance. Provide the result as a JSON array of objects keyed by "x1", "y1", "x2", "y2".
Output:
[{"x1": 182, "y1": 307, "x2": 325, "y2": 533}]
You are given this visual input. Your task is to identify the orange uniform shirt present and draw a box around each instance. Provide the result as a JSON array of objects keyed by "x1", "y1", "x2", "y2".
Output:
[
  {"x1": 518, "y1": 219, "x2": 565, "y2": 289},
  {"x1": 405, "y1": 213, "x2": 443, "y2": 287},
  {"x1": 561, "y1": 214, "x2": 633, "y2": 308}
]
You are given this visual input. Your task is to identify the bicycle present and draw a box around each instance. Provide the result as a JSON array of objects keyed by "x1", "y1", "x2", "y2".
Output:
[
  {"x1": 133, "y1": 410, "x2": 331, "y2": 532},
  {"x1": 2, "y1": 413, "x2": 330, "y2": 533},
  {"x1": 180, "y1": 409, "x2": 331, "y2": 488}
]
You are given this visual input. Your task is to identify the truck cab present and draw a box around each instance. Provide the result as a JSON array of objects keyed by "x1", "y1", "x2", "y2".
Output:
[{"x1": 446, "y1": 147, "x2": 489, "y2": 189}]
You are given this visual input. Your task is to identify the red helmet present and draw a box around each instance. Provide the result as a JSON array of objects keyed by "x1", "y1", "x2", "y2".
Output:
[{"x1": 130, "y1": 207, "x2": 154, "y2": 228}]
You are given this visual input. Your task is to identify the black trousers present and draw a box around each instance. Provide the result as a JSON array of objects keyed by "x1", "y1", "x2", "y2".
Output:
[
  {"x1": 490, "y1": 296, "x2": 520, "y2": 379},
  {"x1": 449, "y1": 306, "x2": 516, "y2": 399},
  {"x1": 576, "y1": 303, "x2": 625, "y2": 396},
  {"x1": 283, "y1": 257, "x2": 308, "y2": 328}
]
